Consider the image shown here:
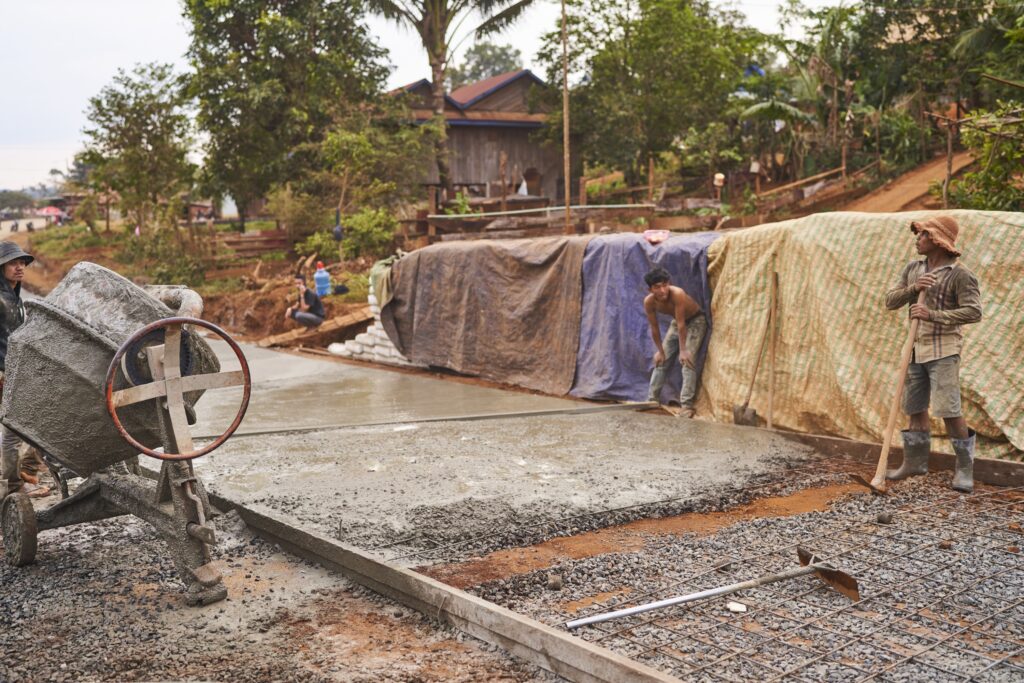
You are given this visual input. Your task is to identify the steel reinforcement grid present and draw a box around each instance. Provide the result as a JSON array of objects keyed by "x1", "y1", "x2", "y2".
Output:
[{"x1": 567, "y1": 483, "x2": 1024, "y2": 682}]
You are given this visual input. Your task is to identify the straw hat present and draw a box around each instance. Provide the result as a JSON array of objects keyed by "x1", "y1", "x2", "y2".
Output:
[{"x1": 911, "y1": 216, "x2": 961, "y2": 257}]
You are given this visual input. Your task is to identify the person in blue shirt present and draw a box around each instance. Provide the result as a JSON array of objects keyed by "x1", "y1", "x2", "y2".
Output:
[{"x1": 284, "y1": 273, "x2": 325, "y2": 328}]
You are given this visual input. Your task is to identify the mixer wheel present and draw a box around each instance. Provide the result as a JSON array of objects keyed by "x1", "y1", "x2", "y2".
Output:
[{"x1": 2, "y1": 492, "x2": 38, "y2": 566}]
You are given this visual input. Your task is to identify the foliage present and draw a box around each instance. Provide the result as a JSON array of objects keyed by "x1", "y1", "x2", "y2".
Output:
[
  {"x1": 0, "y1": 190, "x2": 35, "y2": 212},
  {"x1": 75, "y1": 193, "x2": 100, "y2": 231},
  {"x1": 311, "y1": 101, "x2": 434, "y2": 214},
  {"x1": 79, "y1": 63, "x2": 194, "y2": 232},
  {"x1": 29, "y1": 224, "x2": 109, "y2": 259},
  {"x1": 948, "y1": 103, "x2": 1024, "y2": 211},
  {"x1": 115, "y1": 228, "x2": 206, "y2": 286},
  {"x1": 367, "y1": 0, "x2": 538, "y2": 191},
  {"x1": 295, "y1": 229, "x2": 339, "y2": 261},
  {"x1": 444, "y1": 192, "x2": 479, "y2": 215},
  {"x1": 184, "y1": 0, "x2": 389, "y2": 226},
  {"x1": 448, "y1": 42, "x2": 522, "y2": 89},
  {"x1": 329, "y1": 271, "x2": 369, "y2": 303},
  {"x1": 879, "y1": 109, "x2": 931, "y2": 171},
  {"x1": 341, "y1": 207, "x2": 397, "y2": 259},
  {"x1": 265, "y1": 185, "x2": 332, "y2": 241},
  {"x1": 538, "y1": 0, "x2": 758, "y2": 185}
]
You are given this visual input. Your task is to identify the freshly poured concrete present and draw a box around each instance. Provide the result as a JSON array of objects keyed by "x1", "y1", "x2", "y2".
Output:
[
  {"x1": 192, "y1": 338, "x2": 579, "y2": 436},
  {"x1": 181, "y1": 341, "x2": 818, "y2": 564},
  {"x1": 189, "y1": 413, "x2": 813, "y2": 558}
]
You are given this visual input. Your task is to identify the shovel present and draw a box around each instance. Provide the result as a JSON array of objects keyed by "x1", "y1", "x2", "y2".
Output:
[
  {"x1": 565, "y1": 547, "x2": 859, "y2": 630},
  {"x1": 733, "y1": 269, "x2": 778, "y2": 426}
]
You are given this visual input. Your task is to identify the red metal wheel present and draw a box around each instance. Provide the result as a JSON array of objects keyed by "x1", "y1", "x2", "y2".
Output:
[{"x1": 104, "y1": 317, "x2": 251, "y2": 461}]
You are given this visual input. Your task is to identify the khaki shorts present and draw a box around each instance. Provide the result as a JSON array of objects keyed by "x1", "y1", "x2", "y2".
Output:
[{"x1": 902, "y1": 354, "x2": 962, "y2": 418}]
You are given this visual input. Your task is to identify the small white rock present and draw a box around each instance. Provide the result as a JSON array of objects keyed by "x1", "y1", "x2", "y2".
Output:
[{"x1": 726, "y1": 601, "x2": 747, "y2": 613}]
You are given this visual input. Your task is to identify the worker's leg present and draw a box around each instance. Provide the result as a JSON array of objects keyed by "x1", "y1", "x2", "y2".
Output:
[
  {"x1": 889, "y1": 360, "x2": 931, "y2": 480},
  {"x1": 292, "y1": 311, "x2": 324, "y2": 329},
  {"x1": 928, "y1": 355, "x2": 974, "y2": 492},
  {"x1": 678, "y1": 314, "x2": 708, "y2": 414},
  {"x1": 647, "y1": 321, "x2": 679, "y2": 403},
  {"x1": 1, "y1": 425, "x2": 24, "y2": 497}
]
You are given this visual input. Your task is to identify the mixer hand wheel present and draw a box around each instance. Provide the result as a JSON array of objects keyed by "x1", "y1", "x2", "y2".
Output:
[{"x1": 105, "y1": 317, "x2": 251, "y2": 460}]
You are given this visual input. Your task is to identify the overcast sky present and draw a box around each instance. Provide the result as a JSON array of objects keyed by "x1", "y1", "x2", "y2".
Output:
[{"x1": 0, "y1": 0, "x2": 838, "y2": 191}]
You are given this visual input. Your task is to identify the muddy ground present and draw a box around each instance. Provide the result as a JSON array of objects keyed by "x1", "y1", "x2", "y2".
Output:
[{"x1": 0, "y1": 507, "x2": 558, "y2": 683}]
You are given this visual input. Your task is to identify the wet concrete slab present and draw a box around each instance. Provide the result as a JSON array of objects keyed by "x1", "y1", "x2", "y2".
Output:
[
  {"x1": 186, "y1": 410, "x2": 816, "y2": 564},
  {"x1": 192, "y1": 338, "x2": 580, "y2": 436}
]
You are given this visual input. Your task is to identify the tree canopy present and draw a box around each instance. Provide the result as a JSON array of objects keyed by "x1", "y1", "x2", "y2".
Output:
[
  {"x1": 79, "y1": 63, "x2": 194, "y2": 232},
  {"x1": 448, "y1": 42, "x2": 523, "y2": 89},
  {"x1": 183, "y1": 0, "x2": 388, "y2": 226}
]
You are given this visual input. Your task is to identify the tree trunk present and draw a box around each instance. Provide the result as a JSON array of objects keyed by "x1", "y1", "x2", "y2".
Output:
[{"x1": 430, "y1": 58, "x2": 453, "y2": 198}]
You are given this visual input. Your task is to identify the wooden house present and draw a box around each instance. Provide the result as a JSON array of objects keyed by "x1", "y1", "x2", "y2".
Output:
[{"x1": 395, "y1": 70, "x2": 563, "y2": 201}]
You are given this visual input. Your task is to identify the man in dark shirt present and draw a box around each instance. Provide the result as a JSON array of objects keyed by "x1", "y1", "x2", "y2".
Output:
[
  {"x1": 0, "y1": 242, "x2": 35, "y2": 497},
  {"x1": 284, "y1": 273, "x2": 325, "y2": 328}
]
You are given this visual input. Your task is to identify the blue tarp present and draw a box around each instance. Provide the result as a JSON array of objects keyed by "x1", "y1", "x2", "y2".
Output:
[{"x1": 570, "y1": 232, "x2": 720, "y2": 402}]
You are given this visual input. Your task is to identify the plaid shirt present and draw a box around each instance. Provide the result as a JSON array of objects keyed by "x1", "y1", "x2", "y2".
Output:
[{"x1": 885, "y1": 259, "x2": 982, "y2": 363}]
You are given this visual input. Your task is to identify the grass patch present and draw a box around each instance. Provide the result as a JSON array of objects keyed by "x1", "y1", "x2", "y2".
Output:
[
  {"x1": 30, "y1": 224, "x2": 119, "y2": 259},
  {"x1": 325, "y1": 271, "x2": 369, "y2": 304}
]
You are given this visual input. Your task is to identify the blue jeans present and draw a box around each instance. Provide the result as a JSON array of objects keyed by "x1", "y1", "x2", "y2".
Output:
[
  {"x1": 291, "y1": 311, "x2": 324, "y2": 328},
  {"x1": 648, "y1": 314, "x2": 707, "y2": 407}
]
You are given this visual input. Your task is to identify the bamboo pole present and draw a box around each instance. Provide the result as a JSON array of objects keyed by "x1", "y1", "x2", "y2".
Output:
[{"x1": 561, "y1": 0, "x2": 572, "y2": 235}]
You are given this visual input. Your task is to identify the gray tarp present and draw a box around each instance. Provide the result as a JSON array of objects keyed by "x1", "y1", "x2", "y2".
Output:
[{"x1": 381, "y1": 236, "x2": 593, "y2": 395}]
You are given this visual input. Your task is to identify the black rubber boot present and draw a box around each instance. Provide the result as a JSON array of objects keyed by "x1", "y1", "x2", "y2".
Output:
[
  {"x1": 951, "y1": 429, "x2": 976, "y2": 493},
  {"x1": 887, "y1": 430, "x2": 930, "y2": 480}
]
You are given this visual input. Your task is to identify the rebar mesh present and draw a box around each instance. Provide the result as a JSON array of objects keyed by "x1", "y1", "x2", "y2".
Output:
[{"x1": 567, "y1": 483, "x2": 1024, "y2": 682}]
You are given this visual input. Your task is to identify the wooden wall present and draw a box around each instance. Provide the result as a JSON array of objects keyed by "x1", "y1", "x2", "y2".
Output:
[{"x1": 420, "y1": 126, "x2": 563, "y2": 199}]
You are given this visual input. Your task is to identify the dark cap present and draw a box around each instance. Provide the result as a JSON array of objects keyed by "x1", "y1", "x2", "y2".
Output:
[{"x1": 0, "y1": 241, "x2": 34, "y2": 267}]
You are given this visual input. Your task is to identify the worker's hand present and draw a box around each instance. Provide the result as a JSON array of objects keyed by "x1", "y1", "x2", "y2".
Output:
[
  {"x1": 913, "y1": 272, "x2": 938, "y2": 292},
  {"x1": 653, "y1": 350, "x2": 665, "y2": 366},
  {"x1": 910, "y1": 303, "x2": 932, "y2": 321},
  {"x1": 679, "y1": 349, "x2": 695, "y2": 369}
]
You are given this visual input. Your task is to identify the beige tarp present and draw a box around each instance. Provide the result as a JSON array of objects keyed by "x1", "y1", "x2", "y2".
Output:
[{"x1": 697, "y1": 210, "x2": 1024, "y2": 459}]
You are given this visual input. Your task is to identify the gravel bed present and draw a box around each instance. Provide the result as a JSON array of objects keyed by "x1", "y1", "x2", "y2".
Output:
[
  {"x1": 0, "y1": 507, "x2": 560, "y2": 682},
  {"x1": 472, "y1": 474, "x2": 1024, "y2": 682}
]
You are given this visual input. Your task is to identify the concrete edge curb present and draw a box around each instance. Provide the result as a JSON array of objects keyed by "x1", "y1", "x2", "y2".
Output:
[{"x1": 209, "y1": 493, "x2": 680, "y2": 683}]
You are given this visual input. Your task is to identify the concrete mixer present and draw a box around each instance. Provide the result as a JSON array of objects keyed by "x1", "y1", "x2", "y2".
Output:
[{"x1": 0, "y1": 263, "x2": 250, "y2": 605}]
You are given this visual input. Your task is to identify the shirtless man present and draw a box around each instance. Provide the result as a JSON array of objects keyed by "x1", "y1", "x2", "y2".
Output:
[{"x1": 643, "y1": 267, "x2": 707, "y2": 417}]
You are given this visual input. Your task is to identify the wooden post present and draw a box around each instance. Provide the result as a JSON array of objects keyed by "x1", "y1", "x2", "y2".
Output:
[
  {"x1": 499, "y1": 151, "x2": 508, "y2": 214},
  {"x1": 578, "y1": 176, "x2": 587, "y2": 207},
  {"x1": 647, "y1": 155, "x2": 654, "y2": 203},
  {"x1": 943, "y1": 123, "x2": 954, "y2": 209},
  {"x1": 561, "y1": 0, "x2": 572, "y2": 235}
]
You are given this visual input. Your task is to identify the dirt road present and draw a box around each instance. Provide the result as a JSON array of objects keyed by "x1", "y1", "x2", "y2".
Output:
[{"x1": 843, "y1": 152, "x2": 974, "y2": 212}]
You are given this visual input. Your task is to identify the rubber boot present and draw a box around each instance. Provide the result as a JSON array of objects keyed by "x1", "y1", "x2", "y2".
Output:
[
  {"x1": 951, "y1": 429, "x2": 976, "y2": 493},
  {"x1": 887, "y1": 430, "x2": 930, "y2": 480}
]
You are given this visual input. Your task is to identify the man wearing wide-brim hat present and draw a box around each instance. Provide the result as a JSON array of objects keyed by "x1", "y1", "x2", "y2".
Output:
[
  {"x1": 884, "y1": 215, "x2": 983, "y2": 492},
  {"x1": 0, "y1": 241, "x2": 41, "y2": 497}
]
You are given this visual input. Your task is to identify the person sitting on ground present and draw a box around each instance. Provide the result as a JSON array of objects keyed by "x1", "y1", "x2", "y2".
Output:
[
  {"x1": 643, "y1": 267, "x2": 707, "y2": 418},
  {"x1": 0, "y1": 241, "x2": 49, "y2": 498},
  {"x1": 884, "y1": 215, "x2": 982, "y2": 492},
  {"x1": 284, "y1": 273, "x2": 325, "y2": 329}
]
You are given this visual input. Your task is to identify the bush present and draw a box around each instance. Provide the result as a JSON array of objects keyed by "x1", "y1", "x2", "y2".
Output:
[
  {"x1": 342, "y1": 208, "x2": 396, "y2": 259},
  {"x1": 295, "y1": 230, "x2": 338, "y2": 261},
  {"x1": 115, "y1": 228, "x2": 205, "y2": 286}
]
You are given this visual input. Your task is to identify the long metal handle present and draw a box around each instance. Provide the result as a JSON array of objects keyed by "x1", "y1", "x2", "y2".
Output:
[{"x1": 565, "y1": 564, "x2": 817, "y2": 630}]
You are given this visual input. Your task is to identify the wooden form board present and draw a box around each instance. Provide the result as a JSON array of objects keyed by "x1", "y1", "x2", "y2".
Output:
[{"x1": 257, "y1": 307, "x2": 372, "y2": 348}]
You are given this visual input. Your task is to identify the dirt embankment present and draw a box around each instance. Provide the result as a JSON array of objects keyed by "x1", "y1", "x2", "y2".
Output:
[{"x1": 16, "y1": 232, "x2": 370, "y2": 345}]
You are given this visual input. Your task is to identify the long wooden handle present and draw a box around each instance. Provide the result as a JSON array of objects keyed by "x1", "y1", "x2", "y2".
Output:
[
  {"x1": 767, "y1": 271, "x2": 779, "y2": 429},
  {"x1": 870, "y1": 289, "x2": 927, "y2": 489},
  {"x1": 743, "y1": 281, "x2": 775, "y2": 406}
]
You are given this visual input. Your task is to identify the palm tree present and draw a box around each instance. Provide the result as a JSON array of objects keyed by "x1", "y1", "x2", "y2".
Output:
[{"x1": 368, "y1": 0, "x2": 536, "y2": 195}]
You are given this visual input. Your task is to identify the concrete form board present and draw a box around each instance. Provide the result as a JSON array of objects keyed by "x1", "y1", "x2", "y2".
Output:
[
  {"x1": 213, "y1": 495, "x2": 680, "y2": 683},
  {"x1": 781, "y1": 430, "x2": 1024, "y2": 487}
]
